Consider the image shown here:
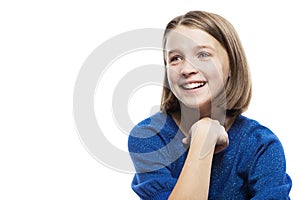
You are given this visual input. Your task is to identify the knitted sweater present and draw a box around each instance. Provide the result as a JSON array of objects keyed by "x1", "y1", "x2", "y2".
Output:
[{"x1": 128, "y1": 112, "x2": 292, "y2": 199}]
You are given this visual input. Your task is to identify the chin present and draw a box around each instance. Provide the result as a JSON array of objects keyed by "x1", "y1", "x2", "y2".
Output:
[{"x1": 181, "y1": 99, "x2": 210, "y2": 110}]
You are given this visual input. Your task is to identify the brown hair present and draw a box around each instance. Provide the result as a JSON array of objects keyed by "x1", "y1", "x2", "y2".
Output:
[{"x1": 160, "y1": 10, "x2": 252, "y2": 117}]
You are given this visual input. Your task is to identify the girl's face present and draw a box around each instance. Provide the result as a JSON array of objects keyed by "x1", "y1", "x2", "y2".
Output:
[{"x1": 165, "y1": 26, "x2": 230, "y2": 112}]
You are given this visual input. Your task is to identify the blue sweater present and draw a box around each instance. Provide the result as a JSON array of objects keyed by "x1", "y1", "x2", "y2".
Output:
[{"x1": 128, "y1": 112, "x2": 292, "y2": 199}]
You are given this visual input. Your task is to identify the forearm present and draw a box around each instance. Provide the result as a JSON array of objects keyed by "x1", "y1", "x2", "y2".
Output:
[{"x1": 168, "y1": 133, "x2": 214, "y2": 200}]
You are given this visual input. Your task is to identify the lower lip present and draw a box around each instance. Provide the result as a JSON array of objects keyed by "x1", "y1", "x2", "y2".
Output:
[{"x1": 181, "y1": 84, "x2": 206, "y2": 93}]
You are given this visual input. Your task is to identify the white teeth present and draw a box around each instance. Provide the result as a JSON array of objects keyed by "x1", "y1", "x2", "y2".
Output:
[{"x1": 182, "y1": 82, "x2": 205, "y2": 89}]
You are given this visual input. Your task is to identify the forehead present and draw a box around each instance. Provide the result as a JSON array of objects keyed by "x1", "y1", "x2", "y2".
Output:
[{"x1": 165, "y1": 25, "x2": 221, "y2": 51}]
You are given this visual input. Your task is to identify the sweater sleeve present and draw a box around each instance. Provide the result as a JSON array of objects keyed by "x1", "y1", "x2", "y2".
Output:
[
  {"x1": 128, "y1": 116, "x2": 182, "y2": 200},
  {"x1": 245, "y1": 126, "x2": 292, "y2": 199}
]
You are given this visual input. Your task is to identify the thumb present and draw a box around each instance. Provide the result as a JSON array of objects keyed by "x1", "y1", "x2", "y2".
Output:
[
  {"x1": 182, "y1": 135, "x2": 191, "y2": 146},
  {"x1": 214, "y1": 127, "x2": 229, "y2": 154}
]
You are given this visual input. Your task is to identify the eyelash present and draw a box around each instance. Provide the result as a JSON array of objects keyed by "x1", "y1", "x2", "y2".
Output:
[
  {"x1": 169, "y1": 51, "x2": 211, "y2": 65},
  {"x1": 169, "y1": 55, "x2": 183, "y2": 64},
  {"x1": 197, "y1": 51, "x2": 210, "y2": 59}
]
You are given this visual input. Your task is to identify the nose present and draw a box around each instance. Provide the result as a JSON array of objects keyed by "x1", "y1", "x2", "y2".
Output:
[{"x1": 180, "y1": 60, "x2": 198, "y2": 77}]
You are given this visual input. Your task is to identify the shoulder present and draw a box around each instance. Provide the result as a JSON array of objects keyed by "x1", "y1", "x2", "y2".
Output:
[
  {"x1": 233, "y1": 116, "x2": 292, "y2": 197},
  {"x1": 231, "y1": 115, "x2": 286, "y2": 159},
  {"x1": 130, "y1": 112, "x2": 175, "y2": 136},
  {"x1": 128, "y1": 111, "x2": 180, "y2": 153},
  {"x1": 232, "y1": 115, "x2": 280, "y2": 142}
]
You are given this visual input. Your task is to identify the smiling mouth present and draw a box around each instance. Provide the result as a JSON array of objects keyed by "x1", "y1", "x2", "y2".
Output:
[{"x1": 181, "y1": 81, "x2": 207, "y2": 90}]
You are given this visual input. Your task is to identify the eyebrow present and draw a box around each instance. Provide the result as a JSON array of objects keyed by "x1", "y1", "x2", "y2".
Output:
[
  {"x1": 167, "y1": 49, "x2": 183, "y2": 55},
  {"x1": 193, "y1": 45, "x2": 216, "y2": 52},
  {"x1": 167, "y1": 45, "x2": 216, "y2": 55}
]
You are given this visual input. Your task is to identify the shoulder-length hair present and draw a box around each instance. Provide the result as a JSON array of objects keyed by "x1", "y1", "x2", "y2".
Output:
[{"x1": 160, "y1": 10, "x2": 252, "y2": 117}]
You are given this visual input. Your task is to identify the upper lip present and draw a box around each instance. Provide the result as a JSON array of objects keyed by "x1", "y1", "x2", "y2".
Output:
[
  {"x1": 180, "y1": 80, "x2": 207, "y2": 89},
  {"x1": 180, "y1": 80, "x2": 207, "y2": 86}
]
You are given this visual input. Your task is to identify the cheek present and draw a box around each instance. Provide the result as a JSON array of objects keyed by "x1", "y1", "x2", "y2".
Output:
[
  {"x1": 204, "y1": 63, "x2": 227, "y2": 94},
  {"x1": 219, "y1": 56, "x2": 230, "y2": 83},
  {"x1": 205, "y1": 59, "x2": 229, "y2": 83},
  {"x1": 203, "y1": 63, "x2": 224, "y2": 81},
  {"x1": 221, "y1": 63, "x2": 230, "y2": 83},
  {"x1": 166, "y1": 67, "x2": 179, "y2": 86},
  {"x1": 166, "y1": 68, "x2": 182, "y2": 99}
]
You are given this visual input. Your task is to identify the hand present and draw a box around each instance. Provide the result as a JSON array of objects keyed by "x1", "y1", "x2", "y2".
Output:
[{"x1": 182, "y1": 117, "x2": 229, "y2": 155}]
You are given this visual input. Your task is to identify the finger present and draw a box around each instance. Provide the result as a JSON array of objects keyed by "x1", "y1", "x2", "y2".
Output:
[
  {"x1": 215, "y1": 129, "x2": 229, "y2": 154},
  {"x1": 182, "y1": 137, "x2": 190, "y2": 145},
  {"x1": 216, "y1": 126, "x2": 228, "y2": 145}
]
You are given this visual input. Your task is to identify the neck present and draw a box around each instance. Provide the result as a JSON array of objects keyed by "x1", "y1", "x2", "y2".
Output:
[{"x1": 171, "y1": 103, "x2": 234, "y2": 136}]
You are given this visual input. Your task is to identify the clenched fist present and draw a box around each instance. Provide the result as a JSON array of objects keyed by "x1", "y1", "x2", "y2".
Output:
[{"x1": 183, "y1": 117, "x2": 229, "y2": 159}]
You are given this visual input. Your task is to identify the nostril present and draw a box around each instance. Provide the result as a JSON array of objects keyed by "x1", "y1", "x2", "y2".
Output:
[
  {"x1": 180, "y1": 62, "x2": 198, "y2": 76},
  {"x1": 181, "y1": 69, "x2": 198, "y2": 77}
]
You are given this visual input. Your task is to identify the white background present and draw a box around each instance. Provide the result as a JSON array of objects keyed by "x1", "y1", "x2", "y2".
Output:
[{"x1": 1, "y1": 0, "x2": 299, "y2": 199}]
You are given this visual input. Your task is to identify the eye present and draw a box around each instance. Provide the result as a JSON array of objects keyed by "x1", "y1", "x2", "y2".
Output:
[
  {"x1": 169, "y1": 55, "x2": 183, "y2": 65},
  {"x1": 197, "y1": 51, "x2": 210, "y2": 59}
]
